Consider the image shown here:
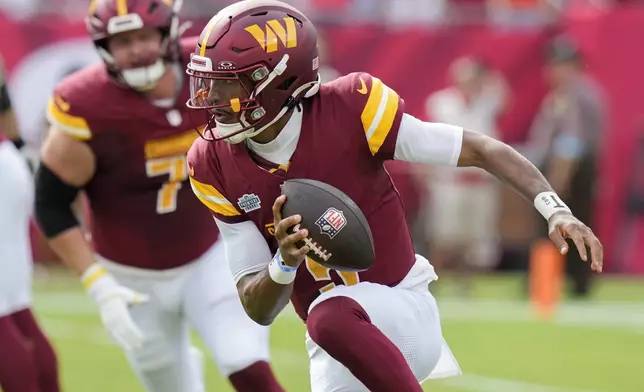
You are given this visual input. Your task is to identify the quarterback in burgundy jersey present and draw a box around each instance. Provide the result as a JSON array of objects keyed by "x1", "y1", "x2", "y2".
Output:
[
  {"x1": 34, "y1": 1, "x2": 284, "y2": 392},
  {"x1": 189, "y1": 71, "x2": 419, "y2": 321},
  {"x1": 186, "y1": 1, "x2": 603, "y2": 392}
]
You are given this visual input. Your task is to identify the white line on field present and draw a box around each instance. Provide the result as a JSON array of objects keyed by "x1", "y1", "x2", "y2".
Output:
[
  {"x1": 34, "y1": 292, "x2": 644, "y2": 332},
  {"x1": 439, "y1": 373, "x2": 598, "y2": 392}
]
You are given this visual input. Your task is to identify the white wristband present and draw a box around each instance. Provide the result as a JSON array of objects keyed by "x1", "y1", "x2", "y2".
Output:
[
  {"x1": 267, "y1": 251, "x2": 298, "y2": 285},
  {"x1": 534, "y1": 191, "x2": 571, "y2": 220}
]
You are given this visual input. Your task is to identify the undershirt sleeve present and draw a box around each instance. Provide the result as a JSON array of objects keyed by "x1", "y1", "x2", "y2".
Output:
[
  {"x1": 215, "y1": 218, "x2": 272, "y2": 284},
  {"x1": 393, "y1": 113, "x2": 463, "y2": 166}
]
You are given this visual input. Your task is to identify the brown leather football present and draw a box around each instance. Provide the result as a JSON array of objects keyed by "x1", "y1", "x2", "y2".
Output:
[{"x1": 280, "y1": 179, "x2": 375, "y2": 272}]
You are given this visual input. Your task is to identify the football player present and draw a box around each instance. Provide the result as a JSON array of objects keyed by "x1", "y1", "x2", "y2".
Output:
[
  {"x1": 186, "y1": 1, "x2": 603, "y2": 391},
  {"x1": 34, "y1": 1, "x2": 284, "y2": 392},
  {"x1": 0, "y1": 58, "x2": 60, "y2": 392}
]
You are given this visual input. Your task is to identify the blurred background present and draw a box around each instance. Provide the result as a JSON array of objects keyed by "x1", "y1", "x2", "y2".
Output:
[{"x1": 2, "y1": 0, "x2": 644, "y2": 391}]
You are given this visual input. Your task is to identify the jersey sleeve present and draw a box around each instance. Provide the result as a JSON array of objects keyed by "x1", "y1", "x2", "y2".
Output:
[
  {"x1": 393, "y1": 113, "x2": 463, "y2": 166},
  {"x1": 334, "y1": 72, "x2": 406, "y2": 160},
  {"x1": 46, "y1": 79, "x2": 94, "y2": 141},
  {"x1": 215, "y1": 218, "x2": 272, "y2": 284},
  {"x1": 187, "y1": 138, "x2": 247, "y2": 223}
]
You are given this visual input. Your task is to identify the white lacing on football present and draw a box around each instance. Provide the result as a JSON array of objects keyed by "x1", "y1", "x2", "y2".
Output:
[
  {"x1": 292, "y1": 224, "x2": 332, "y2": 262},
  {"x1": 302, "y1": 236, "x2": 332, "y2": 261}
]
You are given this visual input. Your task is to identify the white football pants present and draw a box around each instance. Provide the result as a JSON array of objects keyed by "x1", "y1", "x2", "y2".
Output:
[
  {"x1": 306, "y1": 255, "x2": 462, "y2": 392},
  {"x1": 98, "y1": 240, "x2": 271, "y2": 392}
]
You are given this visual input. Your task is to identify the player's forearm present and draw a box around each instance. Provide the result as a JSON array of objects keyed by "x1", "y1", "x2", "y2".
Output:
[
  {"x1": 458, "y1": 130, "x2": 553, "y2": 202},
  {"x1": 238, "y1": 269, "x2": 294, "y2": 326},
  {"x1": 47, "y1": 228, "x2": 96, "y2": 275}
]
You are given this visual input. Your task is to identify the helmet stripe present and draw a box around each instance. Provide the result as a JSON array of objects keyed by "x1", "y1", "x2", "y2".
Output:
[{"x1": 200, "y1": 16, "x2": 223, "y2": 56}]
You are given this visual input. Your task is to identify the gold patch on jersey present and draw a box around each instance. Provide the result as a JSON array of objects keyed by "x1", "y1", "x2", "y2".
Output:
[{"x1": 144, "y1": 128, "x2": 202, "y2": 160}]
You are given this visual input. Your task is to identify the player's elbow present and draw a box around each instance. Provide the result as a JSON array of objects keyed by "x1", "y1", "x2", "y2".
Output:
[
  {"x1": 248, "y1": 311, "x2": 275, "y2": 326},
  {"x1": 237, "y1": 281, "x2": 277, "y2": 326},
  {"x1": 240, "y1": 293, "x2": 276, "y2": 326},
  {"x1": 457, "y1": 130, "x2": 505, "y2": 169}
]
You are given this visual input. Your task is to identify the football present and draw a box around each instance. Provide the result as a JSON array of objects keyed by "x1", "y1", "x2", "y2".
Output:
[{"x1": 280, "y1": 179, "x2": 375, "y2": 272}]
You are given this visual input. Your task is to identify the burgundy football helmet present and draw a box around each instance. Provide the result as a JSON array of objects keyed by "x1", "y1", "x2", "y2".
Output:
[
  {"x1": 186, "y1": 0, "x2": 320, "y2": 144},
  {"x1": 86, "y1": 0, "x2": 183, "y2": 90}
]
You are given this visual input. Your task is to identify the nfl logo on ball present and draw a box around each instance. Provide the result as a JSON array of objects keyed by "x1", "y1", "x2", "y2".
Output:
[{"x1": 315, "y1": 207, "x2": 347, "y2": 239}]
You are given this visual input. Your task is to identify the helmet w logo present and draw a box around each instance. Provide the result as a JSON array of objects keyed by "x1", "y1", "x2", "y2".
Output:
[{"x1": 245, "y1": 17, "x2": 298, "y2": 53}]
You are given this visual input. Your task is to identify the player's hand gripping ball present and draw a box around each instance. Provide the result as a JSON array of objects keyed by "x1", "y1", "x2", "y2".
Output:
[{"x1": 278, "y1": 179, "x2": 375, "y2": 272}]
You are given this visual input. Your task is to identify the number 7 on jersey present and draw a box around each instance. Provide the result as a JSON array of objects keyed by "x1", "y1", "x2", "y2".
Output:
[{"x1": 146, "y1": 155, "x2": 188, "y2": 214}]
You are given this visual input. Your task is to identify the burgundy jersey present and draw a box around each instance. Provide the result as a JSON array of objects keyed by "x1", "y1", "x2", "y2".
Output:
[
  {"x1": 46, "y1": 37, "x2": 217, "y2": 270},
  {"x1": 0, "y1": 133, "x2": 6, "y2": 143},
  {"x1": 188, "y1": 73, "x2": 416, "y2": 320}
]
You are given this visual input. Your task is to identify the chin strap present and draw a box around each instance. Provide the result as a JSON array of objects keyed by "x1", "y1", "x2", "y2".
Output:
[
  {"x1": 218, "y1": 53, "x2": 321, "y2": 144},
  {"x1": 241, "y1": 77, "x2": 320, "y2": 141}
]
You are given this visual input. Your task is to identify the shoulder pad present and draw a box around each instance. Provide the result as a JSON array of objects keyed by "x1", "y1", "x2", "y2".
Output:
[
  {"x1": 326, "y1": 72, "x2": 405, "y2": 156},
  {"x1": 46, "y1": 65, "x2": 112, "y2": 141},
  {"x1": 187, "y1": 137, "x2": 244, "y2": 219}
]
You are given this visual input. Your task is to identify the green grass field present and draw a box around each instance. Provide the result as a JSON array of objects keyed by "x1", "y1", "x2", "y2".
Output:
[{"x1": 32, "y1": 271, "x2": 644, "y2": 392}]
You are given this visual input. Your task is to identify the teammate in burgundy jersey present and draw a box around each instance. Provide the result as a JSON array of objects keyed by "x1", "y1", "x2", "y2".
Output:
[
  {"x1": 186, "y1": 1, "x2": 603, "y2": 391},
  {"x1": 34, "y1": 1, "x2": 284, "y2": 392},
  {"x1": 47, "y1": 39, "x2": 216, "y2": 270}
]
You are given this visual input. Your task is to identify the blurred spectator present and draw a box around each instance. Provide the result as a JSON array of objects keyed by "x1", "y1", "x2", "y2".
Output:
[
  {"x1": 523, "y1": 34, "x2": 606, "y2": 297},
  {"x1": 449, "y1": 0, "x2": 487, "y2": 24},
  {"x1": 0, "y1": 0, "x2": 39, "y2": 20},
  {"x1": 424, "y1": 56, "x2": 509, "y2": 293},
  {"x1": 382, "y1": 0, "x2": 448, "y2": 25},
  {"x1": 487, "y1": 0, "x2": 561, "y2": 29}
]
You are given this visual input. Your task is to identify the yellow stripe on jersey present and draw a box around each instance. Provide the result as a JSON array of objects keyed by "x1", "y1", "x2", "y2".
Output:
[
  {"x1": 189, "y1": 177, "x2": 241, "y2": 217},
  {"x1": 359, "y1": 77, "x2": 400, "y2": 155},
  {"x1": 144, "y1": 129, "x2": 200, "y2": 160},
  {"x1": 46, "y1": 97, "x2": 92, "y2": 140}
]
